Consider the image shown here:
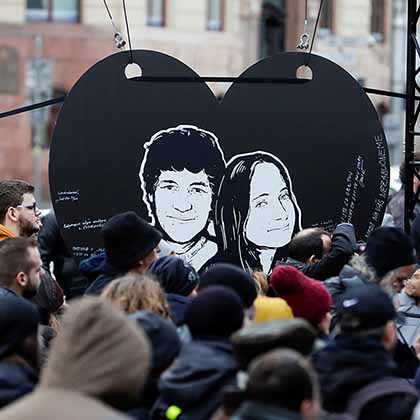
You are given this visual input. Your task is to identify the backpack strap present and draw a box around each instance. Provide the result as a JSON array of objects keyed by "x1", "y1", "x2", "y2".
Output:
[
  {"x1": 346, "y1": 377, "x2": 419, "y2": 418},
  {"x1": 399, "y1": 311, "x2": 420, "y2": 320}
]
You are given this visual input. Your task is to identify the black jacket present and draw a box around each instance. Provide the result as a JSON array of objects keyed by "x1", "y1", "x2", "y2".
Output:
[
  {"x1": 280, "y1": 223, "x2": 356, "y2": 281},
  {"x1": 0, "y1": 361, "x2": 37, "y2": 409},
  {"x1": 312, "y1": 335, "x2": 418, "y2": 419},
  {"x1": 321, "y1": 261, "x2": 419, "y2": 379},
  {"x1": 38, "y1": 212, "x2": 88, "y2": 298},
  {"x1": 231, "y1": 401, "x2": 303, "y2": 420},
  {"x1": 0, "y1": 288, "x2": 17, "y2": 299},
  {"x1": 84, "y1": 263, "x2": 124, "y2": 296},
  {"x1": 0, "y1": 286, "x2": 63, "y2": 328},
  {"x1": 79, "y1": 252, "x2": 106, "y2": 286},
  {"x1": 166, "y1": 294, "x2": 189, "y2": 327},
  {"x1": 152, "y1": 338, "x2": 237, "y2": 420},
  {"x1": 127, "y1": 380, "x2": 160, "y2": 420}
]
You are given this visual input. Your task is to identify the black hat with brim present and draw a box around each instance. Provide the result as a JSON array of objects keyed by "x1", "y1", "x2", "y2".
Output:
[{"x1": 102, "y1": 211, "x2": 162, "y2": 270}]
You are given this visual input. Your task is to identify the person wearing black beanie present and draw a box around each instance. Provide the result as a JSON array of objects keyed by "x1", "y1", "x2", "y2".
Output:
[
  {"x1": 364, "y1": 227, "x2": 416, "y2": 294},
  {"x1": 148, "y1": 256, "x2": 198, "y2": 296},
  {"x1": 148, "y1": 256, "x2": 199, "y2": 326},
  {"x1": 152, "y1": 286, "x2": 242, "y2": 420},
  {"x1": 85, "y1": 211, "x2": 162, "y2": 296},
  {"x1": 325, "y1": 227, "x2": 416, "y2": 318},
  {"x1": 128, "y1": 310, "x2": 181, "y2": 420},
  {"x1": 0, "y1": 294, "x2": 40, "y2": 408},
  {"x1": 185, "y1": 286, "x2": 244, "y2": 338},
  {"x1": 198, "y1": 263, "x2": 257, "y2": 309}
]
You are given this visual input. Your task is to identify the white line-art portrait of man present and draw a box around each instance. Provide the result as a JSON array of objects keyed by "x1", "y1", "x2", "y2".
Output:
[{"x1": 139, "y1": 125, "x2": 226, "y2": 272}]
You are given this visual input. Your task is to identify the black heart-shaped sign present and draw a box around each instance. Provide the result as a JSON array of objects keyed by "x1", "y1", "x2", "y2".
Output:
[{"x1": 50, "y1": 50, "x2": 389, "y2": 274}]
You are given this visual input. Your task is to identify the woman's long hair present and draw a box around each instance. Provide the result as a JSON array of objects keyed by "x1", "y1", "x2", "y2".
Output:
[{"x1": 215, "y1": 151, "x2": 301, "y2": 272}]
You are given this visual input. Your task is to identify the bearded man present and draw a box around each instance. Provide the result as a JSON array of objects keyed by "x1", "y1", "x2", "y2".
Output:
[
  {"x1": 0, "y1": 180, "x2": 41, "y2": 240},
  {"x1": 0, "y1": 180, "x2": 63, "y2": 321}
]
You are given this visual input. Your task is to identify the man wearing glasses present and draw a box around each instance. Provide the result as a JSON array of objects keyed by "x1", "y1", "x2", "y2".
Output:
[
  {"x1": 0, "y1": 180, "x2": 63, "y2": 321},
  {"x1": 0, "y1": 180, "x2": 42, "y2": 241}
]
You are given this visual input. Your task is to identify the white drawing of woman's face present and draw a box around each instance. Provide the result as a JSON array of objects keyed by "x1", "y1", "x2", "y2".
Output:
[
  {"x1": 152, "y1": 169, "x2": 213, "y2": 243},
  {"x1": 245, "y1": 162, "x2": 296, "y2": 248}
]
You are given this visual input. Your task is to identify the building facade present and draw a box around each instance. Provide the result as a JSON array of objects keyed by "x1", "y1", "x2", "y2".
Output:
[
  {"x1": 307, "y1": 0, "x2": 404, "y2": 165},
  {"x1": 0, "y1": 0, "x2": 395, "y2": 203}
]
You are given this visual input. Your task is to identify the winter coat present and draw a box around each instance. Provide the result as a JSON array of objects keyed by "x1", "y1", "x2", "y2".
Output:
[
  {"x1": 152, "y1": 338, "x2": 237, "y2": 420},
  {"x1": 397, "y1": 290, "x2": 420, "y2": 347},
  {"x1": 312, "y1": 335, "x2": 418, "y2": 420},
  {"x1": 231, "y1": 401, "x2": 302, "y2": 420},
  {"x1": 84, "y1": 263, "x2": 124, "y2": 296},
  {"x1": 79, "y1": 252, "x2": 106, "y2": 285},
  {"x1": 127, "y1": 380, "x2": 160, "y2": 420},
  {"x1": 0, "y1": 362, "x2": 37, "y2": 409},
  {"x1": 414, "y1": 367, "x2": 420, "y2": 392},
  {"x1": 0, "y1": 298, "x2": 150, "y2": 420},
  {"x1": 0, "y1": 225, "x2": 14, "y2": 241},
  {"x1": 280, "y1": 223, "x2": 356, "y2": 281},
  {"x1": 1, "y1": 277, "x2": 64, "y2": 326},
  {"x1": 166, "y1": 293, "x2": 189, "y2": 326},
  {"x1": 0, "y1": 288, "x2": 17, "y2": 299},
  {"x1": 38, "y1": 212, "x2": 88, "y2": 298},
  {"x1": 326, "y1": 269, "x2": 420, "y2": 379}
]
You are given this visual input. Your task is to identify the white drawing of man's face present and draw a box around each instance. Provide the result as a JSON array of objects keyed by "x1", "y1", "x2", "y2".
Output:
[
  {"x1": 245, "y1": 162, "x2": 296, "y2": 248},
  {"x1": 152, "y1": 169, "x2": 213, "y2": 243}
]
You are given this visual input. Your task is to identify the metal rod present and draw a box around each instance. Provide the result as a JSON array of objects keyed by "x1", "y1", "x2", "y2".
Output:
[
  {"x1": 405, "y1": 0, "x2": 418, "y2": 233},
  {"x1": 412, "y1": 32, "x2": 420, "y2": 56},
  {"x1": 364, "y1": 87, "x2": 420, "y2": 100},
  {"x1": 1, "y1": 83, "x2": 420, "y2": 121},
  {"x1": 129, "y1": 76, "x2": 309, "y2": 84},
  {"x1": 0, "y1": 97, "x2": 64, "y2": 120}
]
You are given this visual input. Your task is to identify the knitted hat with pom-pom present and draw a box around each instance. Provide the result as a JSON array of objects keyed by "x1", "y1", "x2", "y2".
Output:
[{"x1": 270, "y1": 266, "x2": 332, "y2": 327}]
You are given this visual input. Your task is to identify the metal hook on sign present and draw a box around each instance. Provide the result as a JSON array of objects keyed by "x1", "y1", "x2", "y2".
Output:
[
  {"x1": 114, "y1": 32, "x2": 126, "y2": 49},
  {"x1": 297, "y1": 8, "x2": 310, "y2": 50},
  {"x1": 111, "y1": 21, "x2": 126, "y2": 50}
]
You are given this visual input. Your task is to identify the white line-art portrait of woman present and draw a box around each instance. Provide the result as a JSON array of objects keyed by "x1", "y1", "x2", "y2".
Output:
[{"x1": 215, "y1": 151, "x2": 302, "y2": 274}]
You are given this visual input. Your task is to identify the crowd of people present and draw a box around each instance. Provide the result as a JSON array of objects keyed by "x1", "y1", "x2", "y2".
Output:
[{"x1": 2, "y1": 178, "x2": 420, "y2": 419}]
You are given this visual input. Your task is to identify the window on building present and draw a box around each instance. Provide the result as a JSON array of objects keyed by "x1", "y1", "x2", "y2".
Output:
[
  {"x1": 371, "y1": 0, "x2": 385, "y2": 42},
  {"x1": 26, "y1": 0, "x2": 79, "y2": 22},
  {"x1": 260, "y1": 1, "x2": 286, "y2": 58},
  {"x1": 147, "y1": 0, "x2": 165, "y2": 27},
  {"x1": 46, "y1": 88, "x2": 67, "y2": 148},
  {"x1": 320, "y1": 1, "x2": 334, "y2": 31},
  {"x1": 207, "y1": 0, "x2": 224, "y2": 31}
]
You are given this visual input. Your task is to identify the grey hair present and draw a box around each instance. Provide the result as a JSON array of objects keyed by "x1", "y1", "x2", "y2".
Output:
[
  {"x1": 349, "y1": 255, "x2": 378, "y2": 283},
  {"x1": 349, "y1": 254, "x2": 401, "y2": 296},
  {"x1": 379, "y1": 268, "x2": 401, "y2": 295}
]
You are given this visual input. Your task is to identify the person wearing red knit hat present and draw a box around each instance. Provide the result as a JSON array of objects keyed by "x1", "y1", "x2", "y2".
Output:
[{"x1": 271, "y1": 265, "x2": 332, "y2": 336}]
